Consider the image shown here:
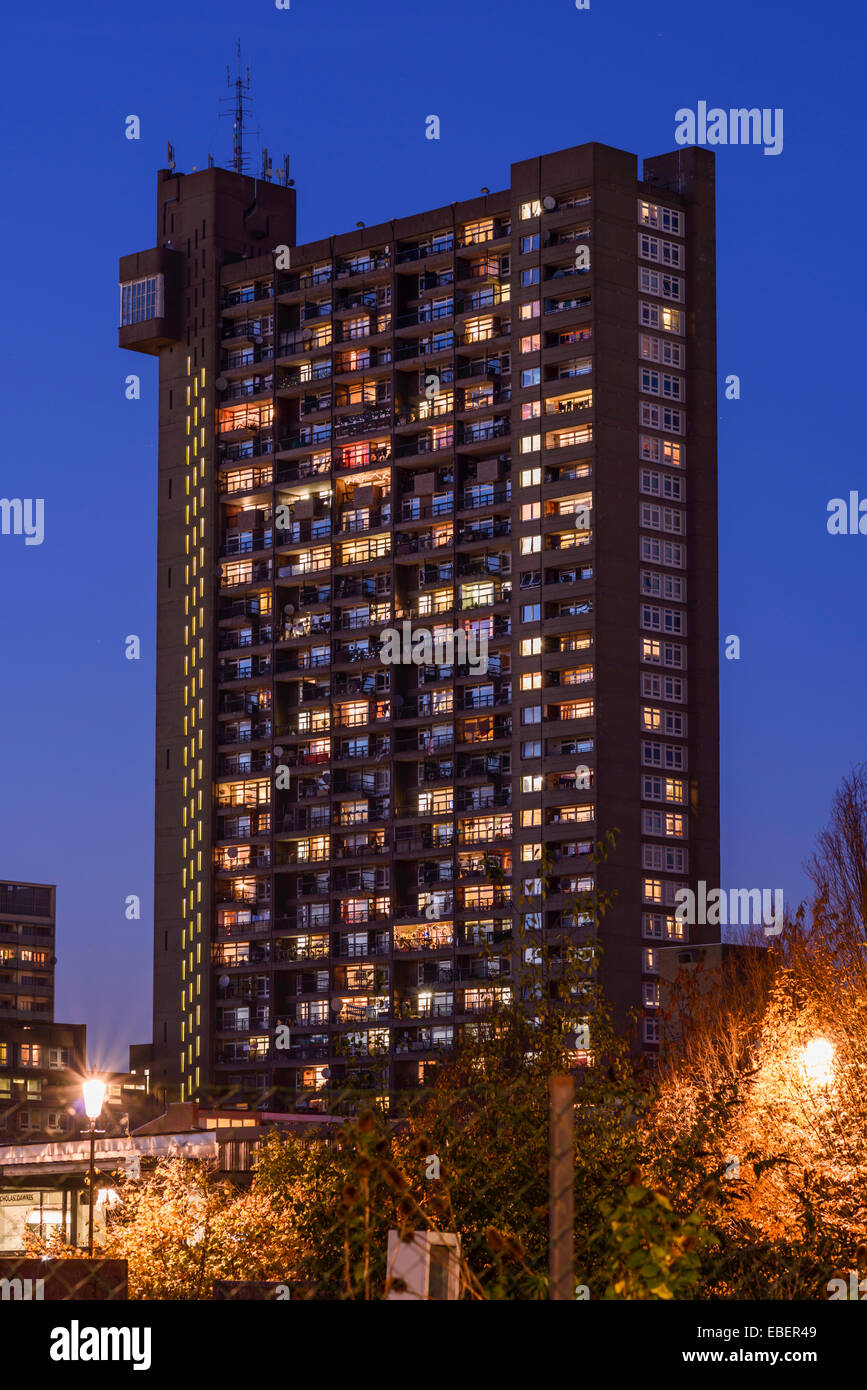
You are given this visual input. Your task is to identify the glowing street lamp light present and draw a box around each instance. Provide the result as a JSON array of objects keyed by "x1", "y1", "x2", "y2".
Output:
[
  {"x1": 82, "y1": 1078, "x2": 107, "y2": 1256},
  {"x1": 83, "y1": 1079, "x2": 106, "y2": 1122},
  {"x1": 802, "y1": 1037, "x2": 835, "y2": 1088}
]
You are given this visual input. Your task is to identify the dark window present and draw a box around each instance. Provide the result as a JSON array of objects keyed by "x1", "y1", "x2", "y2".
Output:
[{"x1": 0, "y1": 885, "x2": 51, "y2": 916}]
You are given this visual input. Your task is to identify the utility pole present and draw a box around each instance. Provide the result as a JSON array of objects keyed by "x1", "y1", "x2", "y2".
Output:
[{"x1": 548, "y1": 1074, "x2": 575, "y2": 1299}]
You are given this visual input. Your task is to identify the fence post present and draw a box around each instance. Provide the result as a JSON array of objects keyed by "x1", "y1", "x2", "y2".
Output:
[{"x1": 548, "y1": 1073, "x2": 575, "y2": 1300}]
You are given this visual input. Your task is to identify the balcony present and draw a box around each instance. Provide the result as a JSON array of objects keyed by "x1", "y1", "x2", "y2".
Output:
[
  {"x1": 278, "y1": 267, "x2": 333, "y2": 295},
  {"x1": 222, "y1": 344, "x2": 275, "y2": 371},
  {"x1": 396, "y1": 302, "x2": 454, "y2": 330},
  {"x1": 333, "y1": 347, "x2": 393, "y2": 374},
  {"x1": 396, "y1": 238, "x2": 454, "y2": 265},
  {"x1": 221, "y1": 529, "x2": 272, "y2": 558},
  {"x1": 219, "y1": 434, "x2": 274, "y2": 464},
  {"x1": 219, "y1": 466, "x2": 274, "y2": 496},
  {"x1": 218, "y1": 721, "x2": 272, "y2": 746},
  {"x1": 398, "y1": 495, "x2": 454, "y2": 523},
  {"x1": 221, "y1": 284, "x2": 274, "y2": 310},
  {"x1": 334, "y1": 443, "x2": 393, "y2": 471},
  {"x1": 333, "y1": 406, "x2": 395, "y2": 439},
  {"x1": 219, "y1": 692, "x2": 272, "y2": 716},
  {"x1": 218, "y1": 656, "x2": 272, "y2": 684},
  {"x1": 393, "y1": 337, "x2": 454, "y2": 363},
  {"x1": 544, "y1": 294, "x2": 591, "y2": 316},
  {"x1": 335, "y1": 253, "x2": 392, "y2": 278},
  {"x1": 456, "y1": 220, "x2": 510, "y2": 248},
  {"x1": 459, "y1": 387, "x2": 511, "y2": 414},
  {"x1": 219, "y1": 561, "x2": 273, "y2": 589},
  {"x1": 278, "y1": 363, "x2": 333, "y2": 390},
  {"x1": 335, "y1": 289, "x2": 391, "y2": 314},
  {"x1": 275, "y1": 456, "x2": 332, "y2": 485},
  {"x1": 218, "y1": 626, "x2": 273, "y2": 651},
  {"x1": 396, "y1": 998, "x2": 454, "y2": 1021},
  {"x1": 394, "y1": 927, "x2": 454, "y2": 953},
  {"x1": 460, "y1": 418, "x2": 509, "y2": 446},
  {"x1": 394, "y1": 433, "x2": 454, "y2": 460},
  {"x1": 394, "y1": 1031, "x2": 453, "y2": 1054},
  {"x1": 460, "y1": 485, "x2": 511, "y2": 514},
  {"x1": 456, "y1": 355, "x2": 509, "y2": 382},
  {"x1": 221, "y1": 377, "x2": 274, "y2": 403},
  {"x1": 221, "y1": 317, "x2": 274, "y2": 343}
]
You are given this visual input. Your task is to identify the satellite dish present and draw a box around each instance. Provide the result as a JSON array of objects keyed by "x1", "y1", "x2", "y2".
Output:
[
  {"x1": 285, "y1": 603, "x2": 295, "y2": 615},
  {"x1": 218, "y1": 975, "x2": 230, "y2": 989},
  {"x1": 255, "y1": 335, "x2": 264, "y2": 345},
  {"x1": 321, "y1": 1066, "x2": 330, "y2": 1080},
  {"x1": 274, "y1": 746, "x2": 284, "y2": 758},
  {"x1": 227, "y1": 847, "x2": 238, "y2": 860},
  {"x1": 215, "y1": 376, "x2": 228, "y2": 391},
  {"x1": 542, "y1": 195, "x2": 556, "y2": 211}
]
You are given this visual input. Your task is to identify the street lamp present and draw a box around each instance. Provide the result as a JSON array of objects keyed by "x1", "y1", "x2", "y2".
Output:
[
  {"x1": 82, "y1": 1078, "x2": 106, "y2": 1256},
  {"x1": 802, "y1": 1037, "x2": 835, "y2": 1088}
]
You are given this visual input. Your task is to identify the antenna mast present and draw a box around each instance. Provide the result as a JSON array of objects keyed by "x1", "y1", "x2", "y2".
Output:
[{"x1": 221, "y1": 38, "x2": 253, "y2": 174}]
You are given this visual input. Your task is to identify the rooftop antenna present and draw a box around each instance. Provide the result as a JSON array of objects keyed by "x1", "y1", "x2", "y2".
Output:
[
  {"x1": 167, "y1": 141, "x2": 176, "y2": 173},
  {"x1": 220, "y1": 38, "x2": 253, "y2": 174}
]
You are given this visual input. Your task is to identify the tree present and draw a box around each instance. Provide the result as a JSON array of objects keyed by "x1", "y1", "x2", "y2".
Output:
[
  {"x1": 807, "y1": 763, "x2": 867, "y2": 940},
  {"x1": 26, "y1": 1158, "x2": 299, "y2": 1300}
]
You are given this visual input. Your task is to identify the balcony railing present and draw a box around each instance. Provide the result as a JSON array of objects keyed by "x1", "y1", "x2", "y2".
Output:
[
  {"x1": 456, "y1": 221, "x2": 510, "y2": 247},
  {"x1": 221, "y1": 285, "x2": 274, "y2": 309},
  {"x1": 219, "y1": 435, "x2": 274, "y2": 463},
  {"x1": 396, "y1": 239, "x2": 455, "y2": 264},
  {"x1": 218, "y1": 467, "x2": 274, "y2": 495},
  {"x1": 221, "y1": 378, "x2": 273, "y2": 402},
  {"x1": 278, "y1": 267, "x2": 333, "y2": 294}
]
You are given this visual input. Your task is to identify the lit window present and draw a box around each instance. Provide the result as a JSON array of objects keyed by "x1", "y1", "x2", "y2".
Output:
[
  {"x1": 520, "y1": 335, "x2": 541, "y2": 354},
  {"x1": 520, "y1": 201, "x2": 542, "y2": 219},
  {"x1": 521, "y1": 637, "x2": 541, "y2": 655},
  {"x1": 519, "y1": 300, "x2": 540, "y2": 320}
]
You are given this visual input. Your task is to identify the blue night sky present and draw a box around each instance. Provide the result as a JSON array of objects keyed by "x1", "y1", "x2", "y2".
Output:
[{"x1": 0, "y1": 0, "x2": 863, "y2": 1070}]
